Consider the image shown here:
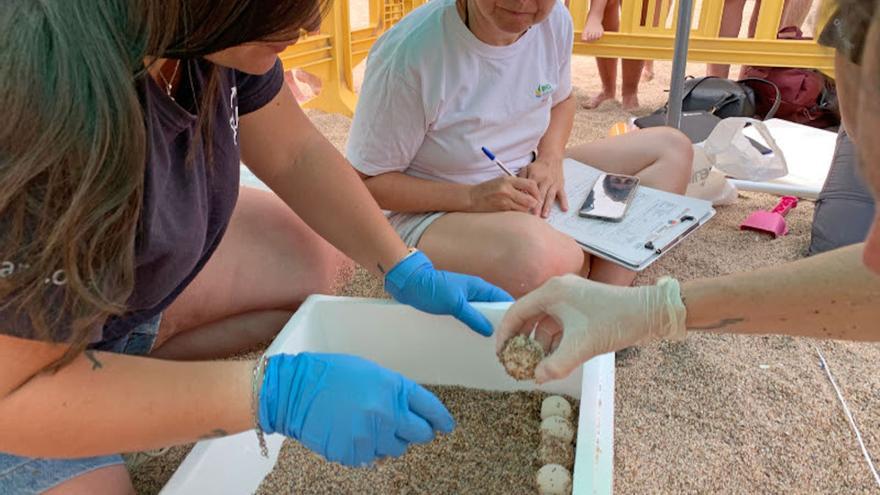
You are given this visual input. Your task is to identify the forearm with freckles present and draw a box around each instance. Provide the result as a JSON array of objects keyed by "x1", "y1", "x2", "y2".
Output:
[
  {"x1": 681, "y1": 244, "x2": 880, "y2": 341},
  {"x1": 239, "y1": 86, "x2": 409, "y2": 274},
  {"x1": 0, "y1": 336, "x2": 253, "y2": 458}
]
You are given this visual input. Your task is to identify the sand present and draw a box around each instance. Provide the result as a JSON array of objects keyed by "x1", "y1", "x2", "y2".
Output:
[
  {"x1": 254, "y1": 387, "x2": 577, "y2": 495},
  {"x1": 130, "y1": 25, "x2": 879, "y2": 495}
]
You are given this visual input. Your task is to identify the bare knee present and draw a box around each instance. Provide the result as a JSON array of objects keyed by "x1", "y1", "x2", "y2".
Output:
[
  {"x1": 297, "y1": 240, "x2": 352, "y2": 300},
  {"x1": 261, "y1": 201, "x2": 352, "y2": 304},
  {"x1": 654, "y1": 128, "x2": 694, "y2": 193},
  {"x1": 44, "y1": 465, "x2": 134, "y2": 495},
  {"x1": 502, "y1": 233, "x2": 583, "y2": 296}
]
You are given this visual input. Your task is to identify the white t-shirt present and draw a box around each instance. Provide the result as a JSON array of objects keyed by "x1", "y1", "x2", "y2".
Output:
[{"x1": 347, "y1": 0, "x2": 573, "y2": 185}]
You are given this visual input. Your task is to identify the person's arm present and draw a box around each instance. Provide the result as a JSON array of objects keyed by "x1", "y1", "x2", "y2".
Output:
[
  {"x1": 0, "y1": 335, "x2": 253, "y2": 457},
  {"x1": 240, "y1": 87, "x2": 408, "y2": 275},
  {"x1": 523, "y1": 95, "x2": 576, "y2": 217},
  {"x1": 0, "y1": 335, "x2": 454, "y2": 464},
  {"x1": 363, "y1": 171, "x2": 541, "y2": 214},
  {"x1": 522, "y1": 9, "x2": 577, "y2": 218},
  {"x1": 537, "y1": 95, "x2": 576, "y2": 163},
  {"x1": 239, "y1": 80, "x2": 512, "y2": 336},
  {"x1": 496, "y1": 243, "x2": 880, "y2": 382},
  {"x1": 363, "y1": 172, "x2": 472, "y2": 212},
  {"x1": 682, "y1": 243, "x2": 879, "y2": 339}
]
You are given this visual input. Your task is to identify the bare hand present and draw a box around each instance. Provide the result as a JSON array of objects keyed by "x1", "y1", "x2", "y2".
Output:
[
  {"x1": 518, "y1": 157, "x2": 569, "y2": 218},
  {"x1": 467, "y1": 176, "x2": 541, "y2": 213}
]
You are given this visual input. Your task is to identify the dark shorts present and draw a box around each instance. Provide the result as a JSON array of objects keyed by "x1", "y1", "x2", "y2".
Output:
[{"x1": 0, "y1": 314, "x2": 161, "y2": 495}]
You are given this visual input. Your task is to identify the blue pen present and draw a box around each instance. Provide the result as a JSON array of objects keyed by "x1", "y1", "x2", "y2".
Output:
[{"x1": 481, "y1": 147, "x2": 516, "y2": 177}]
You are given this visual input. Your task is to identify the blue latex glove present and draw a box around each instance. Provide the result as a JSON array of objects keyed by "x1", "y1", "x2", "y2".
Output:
[
  {"x1": 258, "y1": 352, "x2": 455, "y2": 467},
  {"x1": 385, "y1": 250, "x2": 513, "y2": 336}
]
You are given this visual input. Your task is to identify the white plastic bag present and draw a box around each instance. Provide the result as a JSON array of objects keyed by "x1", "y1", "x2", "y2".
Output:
[
  {"x1": 686, "y1": 145, "x2": 738, "y2": 205},
  {"x1": 702, "y1": 117, "x2": 788, "y2": 181}
]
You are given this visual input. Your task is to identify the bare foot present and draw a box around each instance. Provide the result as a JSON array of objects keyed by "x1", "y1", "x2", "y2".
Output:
[
  {"x1": 294, "y1": 69, "x2": 323, "y2": 95},
  {"x1": 285, "y1": 71, "x2": 309, "y2": 104},
  {"x1": 622, "y1": 94, "x2": 640, "y2": 111},
  {"x1": 641, "y1": 61, "x2": 655, "y2": 82},
  {"x1": 581, "y1": 18, "x2": 604, "y2": 42},
  {"x1": 583, "y1": 91, "x2": 615, "y2": 109}
]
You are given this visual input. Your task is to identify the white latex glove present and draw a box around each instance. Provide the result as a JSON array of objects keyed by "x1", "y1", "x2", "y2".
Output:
[{"x1": 496, "y1": 275, "x2": 687, "y2": 383}]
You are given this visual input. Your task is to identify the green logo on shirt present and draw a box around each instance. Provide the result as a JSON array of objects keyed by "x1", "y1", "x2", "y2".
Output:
[{"x1": 534, "y1": 83, "x2": 554, "y2": 98}]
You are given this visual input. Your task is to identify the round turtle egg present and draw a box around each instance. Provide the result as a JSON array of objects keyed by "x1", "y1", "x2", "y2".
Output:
[
  {"x1": 540, "y1": 416, "x2": 575, "y2": 443},
  {"x1": 541, "y1": 395, "x2": 572, "y2": 421},
  {"x1": 536, "y1": 463, "x2": 572, "y2": 495}
]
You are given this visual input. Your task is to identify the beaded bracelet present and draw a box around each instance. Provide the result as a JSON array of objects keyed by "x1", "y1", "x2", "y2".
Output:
[{"x1": 251, "y1": 354, "x2": 269, "y2": 458}]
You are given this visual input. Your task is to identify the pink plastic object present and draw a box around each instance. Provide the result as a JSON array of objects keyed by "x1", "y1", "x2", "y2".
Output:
[{"x1": 740, "y1": 196, "x2": 799, "y2": 238}]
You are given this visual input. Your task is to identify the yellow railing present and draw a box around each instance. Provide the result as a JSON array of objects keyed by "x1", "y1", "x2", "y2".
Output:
[
  {"x1": 572, "y1": 0, "x2": 835, "y2": 73},
  {"x1": 280, "y1": 0, "x2": 425, "y2": 116},
  {"x1": 280, "y1": 0, "x2": 834, "y2": 116}
]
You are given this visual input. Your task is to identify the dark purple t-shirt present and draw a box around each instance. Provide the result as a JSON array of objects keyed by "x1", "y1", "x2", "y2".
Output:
[
  {"x1": 0, "y1": 59, "x2": 282, "y2": 346},
  {"x1": 94, "y1": 59, "x2": 284, "y2": 346}
]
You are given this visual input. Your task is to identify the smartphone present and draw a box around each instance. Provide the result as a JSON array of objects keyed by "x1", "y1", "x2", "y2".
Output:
[{"x1": 578, "y1": 173, "x2": 640, "y2": 222}]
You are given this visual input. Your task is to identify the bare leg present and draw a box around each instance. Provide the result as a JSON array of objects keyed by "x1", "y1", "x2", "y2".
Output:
[
  {"x1": 151, "y1": 186, "x2": 352, "y2": 360},
  {"x1": 150, "y1": 310, "x2": 294, "y2": 361},
  {"x1": 780, "y1": 0, "x2": 813, "y2": 30},
  {"x1": 418, "y1": 128, "x2": 692, "y2": 291},
  {"x1": 44, "y1": 465, "x2": 134, "y2": 495},
  {"x1": 566, "y1": 127, "x2": 694, "y2": 285},
  {"x1": 642, "y1": 60, "x2": 655, "y2": 82},
  {"x1": 747, "y1": 0, "x2": 761, "y2": 38},
  {"x1": 621, "y1": 58, "x2": 645, "y2": 111},
  {"x1": 707, "y1": 0, "x2": 747, "y2": 78},
  {"x1": 639, "y1": 0, "x2": 662, "y2": 83},
  {"x1": 416, "y1": 212, "x2": 586, "y2": 297},
  {"x1": 585, "y1": 0, "x2": 621, "y2": 109}
]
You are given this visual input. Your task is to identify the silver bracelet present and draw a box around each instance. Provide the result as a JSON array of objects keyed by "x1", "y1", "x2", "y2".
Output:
[{"x1": 251, "y1": 354, "x2": 269, "y2": 458}]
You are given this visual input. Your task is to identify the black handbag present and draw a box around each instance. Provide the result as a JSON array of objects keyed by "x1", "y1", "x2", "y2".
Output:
[
  {"x1": 683, "y1": 76, "x2": 754, "y2": 118},
  {"x1": 678, "y1": 76, "x2": 781, "y2": 119},
  {"x1": 635, "y1": 76, "x2": 781, "y2": 145}
]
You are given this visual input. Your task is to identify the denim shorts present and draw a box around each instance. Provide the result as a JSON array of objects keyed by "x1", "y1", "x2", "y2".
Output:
[{"x1": 0, "y1": 314, "x2": 162, "y2": 494}]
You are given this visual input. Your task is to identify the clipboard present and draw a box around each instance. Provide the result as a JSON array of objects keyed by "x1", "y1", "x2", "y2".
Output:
[{"x1": 547, "y1": 160, "x2": 716, "y2": 271}]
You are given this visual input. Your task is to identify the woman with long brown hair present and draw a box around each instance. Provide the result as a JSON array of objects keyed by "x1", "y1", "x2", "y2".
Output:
[{"x1": 0, "y1": 0, "x2": 512, "y2": 492}]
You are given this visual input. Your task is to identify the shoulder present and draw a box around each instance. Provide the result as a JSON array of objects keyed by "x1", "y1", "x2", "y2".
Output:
[
  {"x1": 548, "y1": 1, "x2": 573, "y2": 31},
  {"x1": 367, "y1": 0, "x2": 453, "y2": 82},
  {"x1": 537, "y1": 1, "x2": 573, "y2": 44},
  {"x1": 230, "y1": 60, "x2": 284, "y2": 115}
]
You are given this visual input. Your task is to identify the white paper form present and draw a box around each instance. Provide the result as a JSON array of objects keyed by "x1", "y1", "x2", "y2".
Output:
[
  {"x1": 547, "y1": 159, "x2": 602, "y2": 226},
  {"x1": 548, "y1": 159, "x2": 715, "y2": 270}
]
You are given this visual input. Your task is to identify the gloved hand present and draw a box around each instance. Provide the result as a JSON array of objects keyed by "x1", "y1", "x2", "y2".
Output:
[
  {"x1": 496, "y1": 275, "x2": 687, "y2": 383},
  {"x1": 385, "y1": 250, "x2": 513, "y2": 336},
  {"x1": 258, "y1": 352, "x2": 455, "y2": 467}
]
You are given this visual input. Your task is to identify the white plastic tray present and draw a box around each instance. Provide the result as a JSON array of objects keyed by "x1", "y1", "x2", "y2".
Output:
[{"x1": 160, "y1": 296, "x2": 615, "y2": 494}]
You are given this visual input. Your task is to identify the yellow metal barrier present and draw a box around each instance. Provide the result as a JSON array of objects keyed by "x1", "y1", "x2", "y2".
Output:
[
  {"x1": 573, "y1": 0, "x2": 834, "y2": 74},
  {"x1": 280, "y1": 0, "x2": 834, "y2": 116},
  {"x1": 280, "y1": 0, "x2": 425, "y2": 116}
]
